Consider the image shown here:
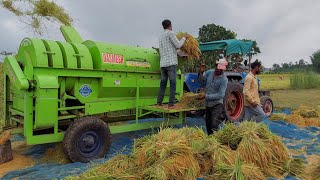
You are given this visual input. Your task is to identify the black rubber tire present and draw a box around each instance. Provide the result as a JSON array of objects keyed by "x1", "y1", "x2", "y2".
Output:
[
  {"x1": 62, "y1": 117, "x2": 111, "y2": 163},
  {"x1": 223, "y1": 80, "x2": 245, "y2": 122},
  {"x1": 260, "y1": 96, "x2": 274, "y2": 116}
]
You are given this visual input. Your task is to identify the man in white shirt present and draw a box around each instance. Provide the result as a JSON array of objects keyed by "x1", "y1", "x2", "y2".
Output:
[{"x1": 157, "y1": 19, "x2": 189, "y2": 109}]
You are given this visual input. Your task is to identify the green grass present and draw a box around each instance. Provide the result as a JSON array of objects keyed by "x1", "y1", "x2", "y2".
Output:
[
  {"x1": 271, "y1": 89, "x2": 320, "y2": 109},
  {"x1": 258, "y1": 74, "x2": 291, "y2": 90},
  {"x1": 0, "y1": 63, "x2": 3, "y2": 132},
  {"x1": 290, "y1": 73, "x2": 320, "y2": 89},
  {"x1": 259, "y1": 73, "x2": 320, "y2": 90}
]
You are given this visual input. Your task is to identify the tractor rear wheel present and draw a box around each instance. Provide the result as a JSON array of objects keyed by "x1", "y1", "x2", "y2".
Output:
[
  {"x1": 260, "y1": 96, "x2": 273, "y2": 116},
  {"x1": 62, "y1": 117, "x2": 111, "y2": 163},
  {"x1": 223, "y1": 80, "x2": 244, "y2": 122}
]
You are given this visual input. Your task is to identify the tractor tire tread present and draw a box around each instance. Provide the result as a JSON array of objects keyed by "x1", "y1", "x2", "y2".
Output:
[{"x1": 62, "y1": 116, "x2": 111, "y2": 163}]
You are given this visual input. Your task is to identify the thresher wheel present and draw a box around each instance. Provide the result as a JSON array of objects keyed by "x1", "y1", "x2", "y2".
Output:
[
  {"x1": 223, "y1": 80, "x2": 244, "y2": 122},
  {"x1": 62, "y1": 117, "x2": 111, "y2": 163},
  {"x1": 260, "y1": 96, "x2": 274, "y2": 116}
]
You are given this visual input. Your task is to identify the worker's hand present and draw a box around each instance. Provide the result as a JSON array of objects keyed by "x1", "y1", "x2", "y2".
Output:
[
  {"x1": 196, "y1": 94, "x2": 205, "y2": 100},
  {"x1": 200, "y1": 63, "x2": 206, "y2": 73},
  {"x1": 251, "y1": 101, "x2": 258, "y2": 107},
  {"x1": 184, "y1": 34, "x2": 191, "y2": 39}
]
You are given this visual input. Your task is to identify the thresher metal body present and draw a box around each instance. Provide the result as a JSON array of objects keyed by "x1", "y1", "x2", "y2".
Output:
[{"x1": 3, "y1": 26, "x2": 191, "y2": 145}]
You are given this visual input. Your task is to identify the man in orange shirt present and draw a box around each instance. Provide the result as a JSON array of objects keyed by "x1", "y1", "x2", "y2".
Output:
[{"x1": 243, "y1": 60, "x2": 266, "y2": 122}]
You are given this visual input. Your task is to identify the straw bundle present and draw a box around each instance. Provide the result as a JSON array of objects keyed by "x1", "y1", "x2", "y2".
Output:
[
  {"x1": 239, "y1": 121, "x2": 273, "y2": 139},
  {"x1": 176, "y1": 32, "x2": 201, "y2": 60},
  {"x1": 270, "y1": 113, "x2": 287, "y2": 120},
  {"x1": 285, "y1": 114, "x2": 306, "y2": 127},
  {"x1": 267, "y1": 135, "x2": 289, "y2": 162},
  {"x1": 304, "y1": 118, "x2": 320, "y2": 127},
  {"x1": 311, "y1": 165, "x2": 320, "y2": 179},
  {"x1": 133, "y1": 128, "x2": 200, "y2": 179},
  {"x1": 214, "y1": 123, "x2": 242, "y2": 150},
  {"x1": 1, "y1": 0, "x2": 23, "y2": 16},
  {"x1": 284, "y1": 158, "x2": 306, "y2": 178},
  {"x1": 74, "y1": 154, "x2": 138, "y2": 180},
  {"x1": 211, "y1": 155, "x2": 266, "y2": 180},
  {"x1": 42, "y1": 143, "x2": 69, "y2": 164},
  {"x1": 1, "y1": 0, "x2": 73, "y2": 35},
  {"x1": 69, "y1": 124, "x2": 304, "y2": 180},
  {"x1": 237, "y1": 132, "x2": 273, "y2": 169},
  {"x1": 294, "y1": 105, "x2": 319, "y2": 118},
  {"x1": 180, "y1": 92, "x2": 205, "y2": 109},
  {"x1": 33, "y1": 0, "x2": 73, "y2": 26},
  {"x1": 143, "y1": 155, "x2": 200, "y2": 180}
]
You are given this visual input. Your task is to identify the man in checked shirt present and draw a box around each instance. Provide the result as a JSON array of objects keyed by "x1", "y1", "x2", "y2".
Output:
[
  {"x1": 157, "y1": 19, "x2": 190, "y2": 109},
  {"x1": 243, "y1": 60, "x2": 266, "y2": 122}
]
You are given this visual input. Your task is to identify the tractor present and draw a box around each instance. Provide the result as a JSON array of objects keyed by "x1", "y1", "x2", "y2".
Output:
[{"x1": 184, "y1": 39, "x2": 273, "y2": 121}]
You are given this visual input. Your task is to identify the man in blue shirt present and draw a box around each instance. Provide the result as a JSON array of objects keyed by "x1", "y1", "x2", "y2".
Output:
[{"x1": 197, "y1": 60, "x2": 228, "y2": 134}]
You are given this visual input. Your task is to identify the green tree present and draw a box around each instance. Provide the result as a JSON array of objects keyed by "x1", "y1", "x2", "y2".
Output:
[
  {"x1": 241, "y1": 39, "x2": 261, "y2": 55},
  {"x1": 310, "y1": 50, "x2": 320, "y2": 73},
  {"x1": 198, "y1": 24, "x2": 237, "y2": 43},
  {"x1": 196, "y1": 24, "x2": 237, "y2": 71}
]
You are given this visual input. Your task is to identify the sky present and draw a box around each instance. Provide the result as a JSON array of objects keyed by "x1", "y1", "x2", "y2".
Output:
[{"x1": 1, "y1": 0, "x2": 320, "y2": 68}]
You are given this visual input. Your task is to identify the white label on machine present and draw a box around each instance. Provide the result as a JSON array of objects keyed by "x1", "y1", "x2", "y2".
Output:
[{"x1": 114, "y1": 80, "x2": 121, "y2": 86}]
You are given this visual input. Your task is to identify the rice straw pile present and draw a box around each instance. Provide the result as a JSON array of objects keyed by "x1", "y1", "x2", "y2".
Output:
[
  {"x1": 180, "y1": 92, "x2": 205, "y2": 109},
  {"x1": 42, "y1": 143, "x2": 70, "y2": 164},
  {"x1": 68, "y1": 122, "x2": 305, "y2": 180},
  {"x1": 176, "y1": 32, "x2": 201, "y2": 60},
  {"x1": 270, "y1": 105, "x2": 320, "y2": 127}
]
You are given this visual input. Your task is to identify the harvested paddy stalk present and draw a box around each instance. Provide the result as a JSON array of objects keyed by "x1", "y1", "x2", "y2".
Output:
[
  {"x1": 214, "y1": 123, "x2": 242, "y2": 150},
  {"x1": 68, "y1": 124, "x2": 303, "y2": 179},
  {"x1": 42, "y1": 143, "x2": 69, "y2": 164},
  {"x1": 72, "y1": 154, "x2": 138, "y2": 180},
  {"x1": 133, "y1": 128, "x2": 200, "y2": 179},
  {"x1": 211, "y1": 155, "x2": 266, "y2": 180},
  {"x1": 293, "y1": 105, "x2": 319, "y2": 118},
  {"x1": 284, "y1": 158, "x2": 305, "y2": 178},
  {"x1": 237, "y1": 132, "x2": 273, "y2": 170},
  {"x1": 270, "y1": 113, "x2": 287, "y2": 120},
  {"x1": 176, "y1": 32, "x2": 201, "y2": 60},
  {"x1": 180, "y1": 92, "x2": 205, "y2": 109},
  {"x1": 285, "y1": 114, "x2": 306, "y2": 126}
]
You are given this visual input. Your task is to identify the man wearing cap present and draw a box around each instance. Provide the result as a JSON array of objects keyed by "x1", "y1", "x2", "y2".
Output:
[
  {"x1": 197, "y1": 58, "x2": 228, "y2": 135},
  {"x1": 243, "y1": 60, "x2": 266, "y2": 122}
]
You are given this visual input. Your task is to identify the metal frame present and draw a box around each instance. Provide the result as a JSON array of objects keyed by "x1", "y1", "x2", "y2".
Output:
[{"x1": 4, "y1": 66, "x2": 195, "y2": 145}]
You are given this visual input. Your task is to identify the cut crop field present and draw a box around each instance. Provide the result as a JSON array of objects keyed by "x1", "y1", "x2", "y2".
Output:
[
  {"x1": 258, "y1": 74, "x2": 291, "y2": 90},
  {"x1": 271, "y1": 89, "x2": 320, "y2": 109},
  {"x1": 258, "y1": 73, "x2": 320, "y2": 90}
]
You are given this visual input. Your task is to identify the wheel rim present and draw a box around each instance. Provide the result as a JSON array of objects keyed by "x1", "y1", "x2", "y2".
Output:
[
  {"x1": 226, "y1": 91, "x2": 244, "y2": 121},
  {"x1": 263, "y1": 100, "x2": 273, "y2": 115},
  {"x1": 77, "y1": 130, "x2": 102, "y2": 158}
]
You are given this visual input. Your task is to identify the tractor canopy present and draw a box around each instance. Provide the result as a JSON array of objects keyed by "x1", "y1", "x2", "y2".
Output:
[{"x1": 199, "y1": 39, "x2": 254, "y2": 56}]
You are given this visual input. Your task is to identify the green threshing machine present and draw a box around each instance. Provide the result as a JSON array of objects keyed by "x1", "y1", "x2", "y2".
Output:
[{"x1": 2, "y1": 26, "x2": 194, "y2": 162}]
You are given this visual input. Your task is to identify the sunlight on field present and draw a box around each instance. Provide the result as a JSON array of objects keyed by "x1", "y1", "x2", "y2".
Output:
[
  {"x1": 258, "y1": 74, "x2": 291, "y2": 90},
  {"x1": 271, "y1": 89, "x2": 320, "y2": 109}
]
